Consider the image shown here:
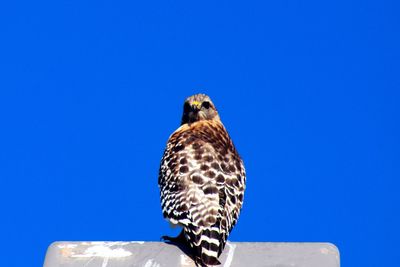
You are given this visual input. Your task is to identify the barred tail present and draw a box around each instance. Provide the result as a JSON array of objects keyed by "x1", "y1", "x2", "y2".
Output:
[
  {"x1": 199, "y1": 227, "x2": 222, "y2": 265},
  {"x1": 184, "y1": 224, "x2": 225, "y2": 266}
]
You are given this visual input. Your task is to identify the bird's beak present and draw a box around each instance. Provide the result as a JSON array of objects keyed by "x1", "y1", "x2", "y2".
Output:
[{"x1": 191, "y1": 101, "x2": 202, "y2": 111}]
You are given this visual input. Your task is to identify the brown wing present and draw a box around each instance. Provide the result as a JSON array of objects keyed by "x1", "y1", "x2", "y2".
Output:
[{"x1": 159, "y1": 120, "x2": 246, "y2": 265}]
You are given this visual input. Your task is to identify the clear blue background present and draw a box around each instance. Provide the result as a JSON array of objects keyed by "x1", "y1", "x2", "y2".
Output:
[{"x1": 0, "y1": 1, "x2": 399, "y2": 266}]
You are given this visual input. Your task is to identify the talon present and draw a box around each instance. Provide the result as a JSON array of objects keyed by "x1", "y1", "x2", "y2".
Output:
[
  {"x1": 161, "y1": 235, "x2": 173, "y2": 242},
  {"x1": 161, "y1": 230, "x2": 186, "y2": 244}
]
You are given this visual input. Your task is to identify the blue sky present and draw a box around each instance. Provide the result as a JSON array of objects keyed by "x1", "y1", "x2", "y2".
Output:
[{"x1": 0, "y1": 1, "x2": 399, "y2": 266}]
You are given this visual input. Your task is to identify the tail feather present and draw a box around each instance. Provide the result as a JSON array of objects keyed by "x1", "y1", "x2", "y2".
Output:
[
  {"x1": 184, "y1": 223, "x2": 224, "y2": 266},
  {"x1": 200, "y1": 228, "x2": 221, "y2": 265}
]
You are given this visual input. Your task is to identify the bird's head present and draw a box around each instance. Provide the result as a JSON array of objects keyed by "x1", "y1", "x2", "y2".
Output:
[{"x1": 181, "y1": 94, "x2": 220, "y2": 125}]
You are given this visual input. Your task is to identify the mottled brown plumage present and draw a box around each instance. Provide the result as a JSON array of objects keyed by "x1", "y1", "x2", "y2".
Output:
[{"x1": 159, "y1": 94, "x2": 246, "y2": 266}]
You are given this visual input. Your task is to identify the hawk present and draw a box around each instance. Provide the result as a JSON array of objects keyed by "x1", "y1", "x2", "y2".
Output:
[{"x1": 159, "y1": 94, "x2": 246, "y2": 266}]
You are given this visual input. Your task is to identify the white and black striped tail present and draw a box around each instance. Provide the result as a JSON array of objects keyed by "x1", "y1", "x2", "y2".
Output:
[{"x1": 184, "y1": 223, "x2": 225, "y2": 266}]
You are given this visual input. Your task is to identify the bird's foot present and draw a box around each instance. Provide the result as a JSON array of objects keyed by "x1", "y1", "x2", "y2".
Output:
[
  {"x1": 160, "y1": 235, "x2": 174, "y2": 242},
  {"x1": 161, "y1": 230, "x2": 186, "y2": 244}
]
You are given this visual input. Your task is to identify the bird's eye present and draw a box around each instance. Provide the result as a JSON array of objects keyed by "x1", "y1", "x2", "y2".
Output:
[
  {"x1": 184, "y1": 102, "x2": 191, "y2": 112},
  {"x1": 202, "y1": 101, "x2": 210, "y2": 109}
]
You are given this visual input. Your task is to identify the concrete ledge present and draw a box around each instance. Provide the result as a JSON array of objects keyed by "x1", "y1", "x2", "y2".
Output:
[{"x1": 43, "y1": 241, "x2": 340, "y2": 267}]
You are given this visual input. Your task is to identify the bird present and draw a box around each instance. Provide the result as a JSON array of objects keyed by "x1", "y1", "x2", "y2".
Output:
[{"x1": 158, "y1": 93, "x2": 246, "y2": 266}]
